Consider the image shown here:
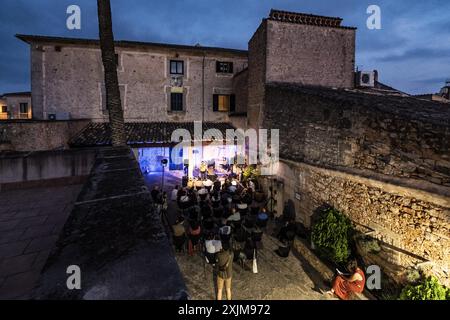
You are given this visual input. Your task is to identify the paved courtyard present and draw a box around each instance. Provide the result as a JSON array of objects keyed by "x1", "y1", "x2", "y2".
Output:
[
  {"x1": 0, "y1": 184, "x2": 83, "y2": 299},
  {"x1": 174, "y1": 224, "x2": 335, "y2": 300}
]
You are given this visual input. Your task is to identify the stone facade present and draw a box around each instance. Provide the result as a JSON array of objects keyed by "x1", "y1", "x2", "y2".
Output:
[
  {"x1": 247, "y1": 21, "x2": 268, "y2": 130},
  {"x1": 20, "y1": 36, "x2": 248, "y2": 123},
  {"x1": 246, "y1": 13, "x2": 355, "y2": 129},
  {"x1": 265, "y1": 19, "x2": 355, "y2": 89}
]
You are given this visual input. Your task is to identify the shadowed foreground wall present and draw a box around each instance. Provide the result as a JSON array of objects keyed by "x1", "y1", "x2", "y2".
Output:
[{"x1": 33, "y1": 147, "x2": 187, "y2": 299}]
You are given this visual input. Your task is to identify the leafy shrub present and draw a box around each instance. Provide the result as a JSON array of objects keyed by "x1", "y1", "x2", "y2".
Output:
[
  {"x1": 242, "y1": 165, "x2": 260, "y2": 181},
  {"x1": 311, "y1": 208, "x2": 354, "y2": 265},
  {"x1": 404, "y1": 269, "x2": 421, "y2": 284},
  {"x1": 357, "y1": 235, "x2": 381, "y2": 254},
  {"x1": 399, "y1": 276, "x2": 449, "y2": 300}
]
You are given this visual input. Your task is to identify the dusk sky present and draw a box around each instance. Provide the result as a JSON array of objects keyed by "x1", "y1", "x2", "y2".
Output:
[{"x1": 1, "y1": 0, "x2": 449, "y2": 95}]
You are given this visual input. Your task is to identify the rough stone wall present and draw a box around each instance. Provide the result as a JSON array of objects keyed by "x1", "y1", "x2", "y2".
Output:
[
  {"x1": 265, "y1": 20, "x2": 355, "y2": 89},
  {"x1": 31, "y1": 46, "x2": 44, "y2": 120},
  {"x1": 264, "y1": 84, "x2": 450, "y2": 187},
  {"x1": 0, "y1": 120, "x2": 89, "y2": 152},
  {"x1": 247, "y1": 21, "x2": 267, "y2": 130},
  {"x1": 278, "y1": 160, "x2": 450, "y2": 286},
  {"x1": 232, "y1": 69, "x2": 248, "y2": 114},
  {"x1": 30, "y1": 43, "x2": 247, "y2": 122}
]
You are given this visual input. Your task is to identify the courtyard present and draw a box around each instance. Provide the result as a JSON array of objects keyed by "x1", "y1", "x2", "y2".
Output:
[
  {"x1": 143, "y1": 167, "x2": 336, "y2": 300},
  {"x1": 0, "y1": 184, "x2": 82, "y2": 299}
]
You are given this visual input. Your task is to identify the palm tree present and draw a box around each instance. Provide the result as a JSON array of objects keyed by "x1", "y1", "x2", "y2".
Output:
[{"x1": 97, "y1": 0, "x2": 126, "y2": 146}]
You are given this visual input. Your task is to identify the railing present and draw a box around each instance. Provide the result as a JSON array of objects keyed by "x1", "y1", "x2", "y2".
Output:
[
  {"x1": 18, "y1": 113, "x2": 31, "y2": 120},
  {"x1": 0, "y1": 113, "x2": 32, "y2": 120}
]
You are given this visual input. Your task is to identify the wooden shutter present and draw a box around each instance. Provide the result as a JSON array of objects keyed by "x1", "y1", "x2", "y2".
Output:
[
  {"x1": 213, "y1": 94, "x2": 219, "y2": 111},
  {"x1": 230, "y1": 94, "x2": 236, "y2": 112}
]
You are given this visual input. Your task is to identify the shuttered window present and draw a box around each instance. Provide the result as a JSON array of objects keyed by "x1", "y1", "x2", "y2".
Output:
[
  {"x1": 171, "y1": 93, "x2": 183, "y2": 111},
  {"x1": 213, "y1": 94, "x2": 235, "y2": 112}
]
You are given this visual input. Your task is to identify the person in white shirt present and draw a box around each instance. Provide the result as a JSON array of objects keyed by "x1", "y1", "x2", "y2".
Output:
[
  {"x1": 205, "y1": 238, "x2": 223, "y2": 254},
  {"x1": 227, "y1": 208, "x2": 241, "y2": 222},
  {"x1": 171, "y1": 185, "x2": 179, "y2": 202}
]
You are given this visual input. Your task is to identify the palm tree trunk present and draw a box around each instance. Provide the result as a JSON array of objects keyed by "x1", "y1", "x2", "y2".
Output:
[{"x1": 97, "y1": 0, "x2": 126, "y2": 146}]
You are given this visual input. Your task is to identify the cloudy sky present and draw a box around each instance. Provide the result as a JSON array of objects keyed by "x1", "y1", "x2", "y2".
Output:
[{"x1": 1, "y1": 0, "x2": 449, "y2": 95}]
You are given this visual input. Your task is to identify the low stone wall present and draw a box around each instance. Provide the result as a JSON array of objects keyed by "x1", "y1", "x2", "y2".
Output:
[
  {"x1": 277, "y1": 159, "x2": 450, "y2": 287},
  {"x1": 32, "y1": 147, "x2": 187, "y2": 299},
  {"x1": 0, "y1": 149, "x2": 96, "y2": 189},
  {"x1": 0, "y1": 120, "x2": 89, "y2": 152}
]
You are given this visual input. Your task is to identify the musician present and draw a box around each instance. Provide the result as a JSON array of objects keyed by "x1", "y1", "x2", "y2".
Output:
[{"x1": 200, "y1": 161, "x2": 208, "y2": 180}]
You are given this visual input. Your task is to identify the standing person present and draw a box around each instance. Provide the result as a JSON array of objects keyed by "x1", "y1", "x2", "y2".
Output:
[
  {"x1": 200, "y1": 161, "x2": 208, "y2": 180},
  {"x1": 171, "y1": 185, "x2": 179, "y2": 202},
  {"x1": 216, "y1": 242, "x2": 234, "y2": 300}
]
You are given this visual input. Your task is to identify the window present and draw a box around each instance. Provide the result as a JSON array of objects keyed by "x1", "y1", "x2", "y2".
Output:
[
  {"x1": 170, "y1": 60, "x2": 184, "y2": 75},
  {"x1": 213, "y1": 94, "x2": 235, "y2": 112},
  {"x1": 171, "y1": 92, "x2": 183, "y2": 111},
  {"x1": 1, "y1": 106, "x2": 7, "y2": 113},
  {"x1": 20, "y1": 103, "x2": 29, "y2": 114},
  {"x1": 216, "y1": 61, "x2": 233, "y2": 74}
]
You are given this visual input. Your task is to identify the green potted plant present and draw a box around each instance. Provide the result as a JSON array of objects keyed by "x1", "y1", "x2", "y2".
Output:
[{"x1": 311, "y1": 207, "x2": 354, "y2": 266}]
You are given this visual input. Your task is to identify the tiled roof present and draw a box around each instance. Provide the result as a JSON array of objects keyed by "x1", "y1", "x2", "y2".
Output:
[
  {"x1": 16, "y1": 35, "x2": 248, "y2": 57},
  {"x1": 268, "y1": 9, "x2": 356, "y2": 30},
  {"x1": 1, "y1": 91, "x2": 31, "y2": 97},
  {"x1": 70, "y1": 122, "x2": 237, "y2": 147}
]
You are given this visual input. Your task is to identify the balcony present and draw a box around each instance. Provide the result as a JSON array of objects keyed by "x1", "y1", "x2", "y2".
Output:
[{"x1": 18, "y1": 113, "x2": 32, "y2": 120}]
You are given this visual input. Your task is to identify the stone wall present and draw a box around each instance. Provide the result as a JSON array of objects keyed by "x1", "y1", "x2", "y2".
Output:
[
  {"x1": 277, "y1": 160, "x2": 450, "y2": 287},
  {"x1": 29, "y1": 41, "x2": 247, "y2": 122},
  {"x1": 265, "y1": 20, "x2": 355, "y2": 89},
  {"x1": 247, "y1": 21, "x2": 268, "y2": 130},
  {"x1": 33, "y1": 147, "x2": 187, "y2": 299},
  {"x1": 0, "y1": 120, "x2": 89, "y2": 152},
  {"x1": 264, "y1": 83, "x2": 450, "y2": 187},
  {"x1": 0, "y1": 148, "x2": 95, "y2": 187},
  {"x1": 232, "y1": 68, "x2": 248, "y2": 114}
]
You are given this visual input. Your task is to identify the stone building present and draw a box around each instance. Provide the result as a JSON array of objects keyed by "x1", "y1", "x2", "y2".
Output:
[
  {"x1": 0, "y1": 92, "x2": 32, "y2": 120},
  {"x1": 16, "y1": 35, "x2": 248, "y2": 123}
]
